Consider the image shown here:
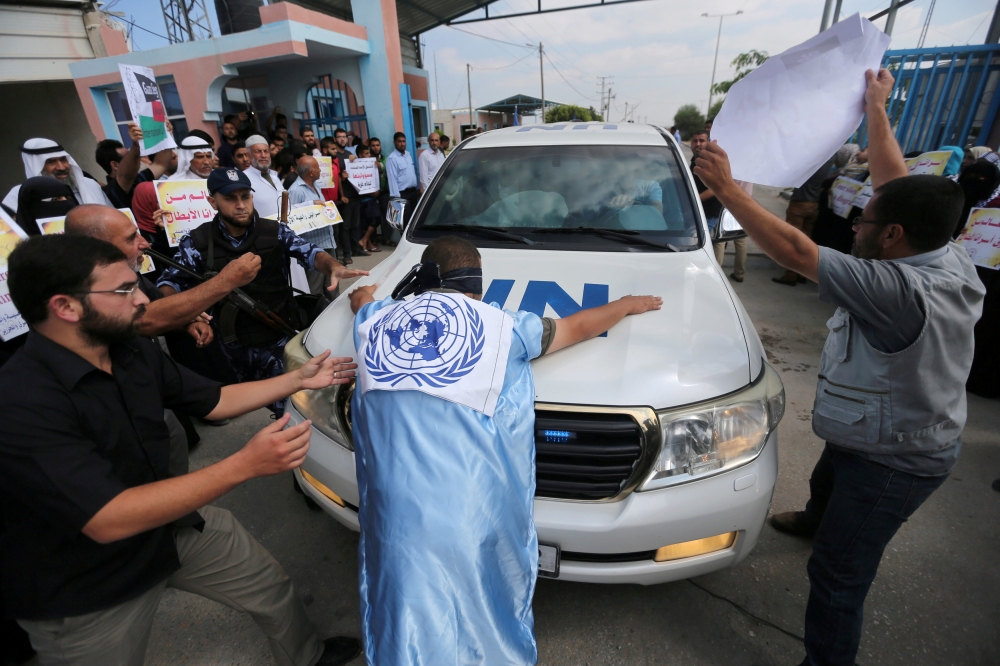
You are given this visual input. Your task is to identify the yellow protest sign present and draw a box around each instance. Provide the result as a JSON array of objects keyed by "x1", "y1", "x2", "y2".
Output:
[
  {"x1": 830, "y1": 177, "x2": 865, "y2": 218},
  {"x1": 156, "y1": 179, "x2": 214, "y2": 246},
  {"x1": 956, "y1": 207, "x2": 1000, "y2": 270},
  {"x1": 0, "y1": 210, "x2": 28, "y2": 340}
]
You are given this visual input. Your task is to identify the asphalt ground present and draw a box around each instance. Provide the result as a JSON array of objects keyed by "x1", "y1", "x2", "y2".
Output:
[{"x1": 26, "y1": 186, "x2": 998, "y2": 665}]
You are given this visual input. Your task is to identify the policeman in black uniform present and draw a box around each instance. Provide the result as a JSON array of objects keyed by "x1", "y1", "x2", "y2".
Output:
[{"x1": 158, "y1": 168, "x2": 367, "y2": 412}]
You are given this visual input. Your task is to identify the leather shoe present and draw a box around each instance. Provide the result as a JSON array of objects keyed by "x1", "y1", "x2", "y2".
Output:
[
  {"x1": 771, "y1": 276, "x2": 798, "y2": 286},
  {"x1": 729, "y1": 272, "x2": 744, "y2": 283},
  {"x1": 316, "y1": 637, "x2": 362, "y2": 665},
  {"x1": 770, "y1": 511, "x2": 817, "y2": 539}
]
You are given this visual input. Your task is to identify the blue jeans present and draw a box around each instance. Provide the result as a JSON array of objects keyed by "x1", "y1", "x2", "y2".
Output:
[{"x1": 798, "y1": 445, "x2": 947, "y2": 666}]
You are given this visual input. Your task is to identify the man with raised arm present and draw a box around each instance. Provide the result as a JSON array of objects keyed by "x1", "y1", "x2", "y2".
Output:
[
  {"x1": 694, "y1": 68, "x2": 985, "y2": 666},
  {"x1": 348, "y1": 236, "x2": 661, "y2": 665},
  {"x1": 0, "y1": 233, "x2": 363, "y2": 666}
]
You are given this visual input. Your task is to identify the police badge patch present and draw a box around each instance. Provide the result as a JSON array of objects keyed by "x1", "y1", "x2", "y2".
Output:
[{"x1": 357, "y1": 293, "x2": 514, "y2": 416}]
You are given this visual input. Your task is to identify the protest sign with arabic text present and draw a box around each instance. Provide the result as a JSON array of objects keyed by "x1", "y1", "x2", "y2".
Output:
[
  {"x1": 830, "y1": 177, "x2": 865, "y2": 218},
  {"x1": 38, "y1": 210, "x2": 155, "y2": 273},
  {"x1": 156, "y1": 180, "x2": 214, "y2": 246},
  {"x1": 317, "y1": 156, "x2": 335, "y2": 190},
  {"x1": 0, "y1": 208, "x2": 28, "y2": 340},
  {"x1": 266, "y1": 202, "x2": 343, "y2": 235},
  {"x1": 345, "y1": 158, "x2": 379, "y2": 195},
  {"x1": 118, "y1": 64, "x2": 177, "y2": 156},
  {"x1": 956, "y1": 208, "x2": 1000, "y2": 269}
]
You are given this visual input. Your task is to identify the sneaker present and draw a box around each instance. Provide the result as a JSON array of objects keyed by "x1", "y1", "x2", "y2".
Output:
[
  {"x1": 316, "y1": 637, "x2": 362, "y2": 665},
  {"x1": 770, "y1": 511, "x2": 817, "y2": 539}
]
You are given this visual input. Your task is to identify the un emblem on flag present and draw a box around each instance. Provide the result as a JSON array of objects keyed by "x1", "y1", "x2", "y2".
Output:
[{"x1": 365, "y1": 294, "x2": 485, "y2": 388}]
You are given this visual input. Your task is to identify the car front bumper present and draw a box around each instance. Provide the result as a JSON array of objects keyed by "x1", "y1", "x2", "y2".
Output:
[{"x1": 287, "y1": 402, "x2": 777, "y2": 585}]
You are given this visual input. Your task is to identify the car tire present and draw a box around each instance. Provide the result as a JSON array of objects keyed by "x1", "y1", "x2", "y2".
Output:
[{"x1": 293, "y1": 474, "x2": 324, "y2": 511}]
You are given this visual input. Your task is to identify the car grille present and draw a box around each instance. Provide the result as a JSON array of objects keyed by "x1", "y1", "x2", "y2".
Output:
[{"x1": 534, "y1": 409, "x2": 646, "y2": 500}]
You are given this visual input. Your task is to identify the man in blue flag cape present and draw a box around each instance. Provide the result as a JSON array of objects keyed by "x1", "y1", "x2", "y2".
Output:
[{"x1": 349, "y1": 236, "x2": 661, "y2": 665}]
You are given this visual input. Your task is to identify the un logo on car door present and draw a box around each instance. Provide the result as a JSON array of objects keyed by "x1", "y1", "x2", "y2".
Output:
[{"x1": 365, "y1": 293, "x2": 485, "y2": 388}]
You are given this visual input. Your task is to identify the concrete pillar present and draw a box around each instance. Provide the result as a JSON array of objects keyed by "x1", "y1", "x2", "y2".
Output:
[{"x1": 350, "y1": 0, "x2": 405, "y2": 143}]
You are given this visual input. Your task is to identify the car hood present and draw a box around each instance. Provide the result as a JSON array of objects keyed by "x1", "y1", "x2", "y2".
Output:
[{"x1": 305, "y1": 241, "x2": 758, "y2": 410}]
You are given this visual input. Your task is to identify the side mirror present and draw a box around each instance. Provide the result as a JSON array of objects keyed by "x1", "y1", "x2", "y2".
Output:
[
  {"x1": 386, "y1": 197, "x2": 406, "y2": 231},
  {"x1": 712, "y1": 208, "x2": 747, "y2": 242}
]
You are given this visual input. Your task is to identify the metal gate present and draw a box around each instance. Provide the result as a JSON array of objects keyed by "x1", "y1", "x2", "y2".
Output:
[
  {"x1": 854, "y1": 44, "x2": 1000, "y2": 151},
  {"x1": 301, "y1": 75, "x2": 368, "y2": 141}
]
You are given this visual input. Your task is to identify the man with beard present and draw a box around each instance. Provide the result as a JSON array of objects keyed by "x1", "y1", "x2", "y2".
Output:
[
  {"x1": 300, "y1": 127, "x2": 322, "y2": 158},
  {"x1": 216, "y1": 117, "x2": 242, "y2": 168},
  {"x1": 694, "y1": 68, "x2": 985, "y2": 666},
  {"x1": 158, "y1": 168, "x2": 367, "y2": 413},
  {"x1": 3, "y1": 138, "x2": 112, "y2": 213},
  {"x1": 167, "y1": 135, "x2": 215, "y2": 181},
  {"x1": 243, "y1": 135, "x2": 285, "y2": 219},
  {"x1": 0, "y1": 233, "x2": 363, "y2": 666}
]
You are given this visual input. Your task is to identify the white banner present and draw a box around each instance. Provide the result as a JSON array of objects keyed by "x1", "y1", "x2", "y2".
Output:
[
  {"x1": 0, "y1": 208, "x2": 28, "y2": 341},
  {"x1": 267, "y1": 202, "x2": 343, "y2": 235},
  {"x1": 118, "y1": 64, "x2": 177, "y2": 156},
  {"x1": 357, "y1": 293, "x2": 514, "y2": 417},
  {"x1": 345, "y1": 157, "x2": 379, "y2": 195}
]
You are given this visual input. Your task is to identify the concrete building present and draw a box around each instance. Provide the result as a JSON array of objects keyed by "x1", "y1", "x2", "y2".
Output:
[{"x1": 0, "y1": 0, "x2": 131, "y2": 198}]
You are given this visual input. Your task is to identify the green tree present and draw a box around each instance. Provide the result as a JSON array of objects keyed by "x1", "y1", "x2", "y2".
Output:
[
  {"x1": 707, "y1": 98, "x2": 724, "y2": 122},
  {"x1": 711, "y1": 50, "x2": 769, "y2": 97},
  {"x1": 545, "y1": 104, "x2": 601, "y2": 123},
  {"x1": 674, "y1": 104, "x2": 705, "y2": 140}
]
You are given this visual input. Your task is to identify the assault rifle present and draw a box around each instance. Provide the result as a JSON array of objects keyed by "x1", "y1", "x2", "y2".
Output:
[{"x1": 145, "y1": 248, "x2": 299, "y2": 340}]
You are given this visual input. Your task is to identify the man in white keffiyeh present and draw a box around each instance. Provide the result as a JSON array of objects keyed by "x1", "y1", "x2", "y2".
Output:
[
  {"x1": 167, "y1": 135, "x2": 215, "y2": 181},
  {"x1": 2, "y1": 139, "x2": 112, "y2": 213}
]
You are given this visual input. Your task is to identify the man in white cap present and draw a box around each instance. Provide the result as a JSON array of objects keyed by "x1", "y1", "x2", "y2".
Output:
[
  {"x1": 242, "y1": 134, "x2": 285, "y2": 219},
  {"x1": 3, "y1": 139, "x2": 112, "y2": 213},
  {"x1": 168, "y1": 135, "x2": 215, "y2": 181}
]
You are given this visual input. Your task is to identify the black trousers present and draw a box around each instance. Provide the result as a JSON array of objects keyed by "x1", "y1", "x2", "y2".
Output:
[
  {"x1": 400, "y1": 187, "x2": 420, "y2": 227},
  {"x1": 337, "y1": 199, "x2": 360, "y2": 260}
]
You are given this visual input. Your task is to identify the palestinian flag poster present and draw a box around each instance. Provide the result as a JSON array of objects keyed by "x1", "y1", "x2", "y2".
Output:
[{"x1": 118, "y1": 63, "x2": 177, "y2": 156}]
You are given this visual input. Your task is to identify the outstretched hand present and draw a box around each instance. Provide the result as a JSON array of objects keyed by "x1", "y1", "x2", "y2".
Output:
[
  {"x1": 328, "y1": 266, "x2": 370, "y2": 291},
  {"x1": 618, "y1": 295, "x2": 663, "y2": 315},
  {"x1": 238, "y1": 413, "x2": 312, "y2": 478},
  {"x1": 692, "y1": 142, "x2": 736, "y2": 201},
  {"x1": 297, "y1": 349, "x2": 358, "y2": 390}
]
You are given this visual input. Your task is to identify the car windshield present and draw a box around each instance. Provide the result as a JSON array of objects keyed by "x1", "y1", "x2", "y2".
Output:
[{"x1": 410, "y1": 143, "x2": 702, "y2": 251}]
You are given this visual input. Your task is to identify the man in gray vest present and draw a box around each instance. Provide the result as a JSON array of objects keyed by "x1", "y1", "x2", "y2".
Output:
[{"x1": 694, "y1": 68, "x2": 985, "y2": 666}]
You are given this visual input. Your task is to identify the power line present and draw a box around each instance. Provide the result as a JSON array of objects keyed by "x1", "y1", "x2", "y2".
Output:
[
  {"x1": 544, "y1": 52, "x2": 599, "y2": 102},
  {"x1": 472, "y1": 51, "x2": 537, "y2": 71},
  {"x1": 446, "y1": 25, "x2": 534, "y2": 50},
  {"x1": 105, "y1": 14, "x2": 170, "y2": 42}
]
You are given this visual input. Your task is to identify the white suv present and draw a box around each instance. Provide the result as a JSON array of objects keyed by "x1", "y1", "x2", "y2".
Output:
[{"x1": 283, "y1": 122, "x2": 784, "y2": 585}]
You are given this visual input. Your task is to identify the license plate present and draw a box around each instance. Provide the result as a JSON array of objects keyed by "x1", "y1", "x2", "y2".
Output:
[{"x1": 538, "y1": 543, "x2": 560, "y2": 578}]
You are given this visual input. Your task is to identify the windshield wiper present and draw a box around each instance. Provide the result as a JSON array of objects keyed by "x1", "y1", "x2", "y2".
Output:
[
  {"x1": 428, "y1": 224, "x2": 535, "y2": 245},
  {"x1": 535, "y1": 227, "x2": 678, "y2": 252}
]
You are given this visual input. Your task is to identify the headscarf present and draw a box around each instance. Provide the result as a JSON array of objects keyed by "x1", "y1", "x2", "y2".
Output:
[
  {"x1": 968, "y1": 146, "x2": 993, "y2": 160},
  {"x1": 2, "y1": 139, "x2": 108, "y2": 212},
  {"x1": 833, "y1": 144, "x2": 861, "y2": 168},
  {"x1": 168, "y1": 135, "x2": 214, "y2": 181},
  {"x1": 131, "y1": 181, "x2": 160, "y2": 233},
  {"x1": 957, "y1": 158, "x2": 1000, "y2": 237},
  {"x1": 15, "y1": 176, "x2": 78, "y2": 236},
  {"x1": 392, "y1": 262, "x2": 483, "y2": 300},
  {"x1": 938, "y1": 145, "x2": 964, "y2": 178}
]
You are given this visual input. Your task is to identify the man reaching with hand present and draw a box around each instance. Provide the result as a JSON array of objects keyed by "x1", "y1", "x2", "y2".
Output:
[
  {"x1": 694, "y1": 69, "x2": 984, "y2": 666},
  {"x1": 0, "y1": 234, "x2": 363, "y2": 666},
  {"x1": 348, "y1": 236, "x2": 661, "y2": 665}
]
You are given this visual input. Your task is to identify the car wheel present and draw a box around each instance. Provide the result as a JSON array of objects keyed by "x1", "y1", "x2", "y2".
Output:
[{"x1": 292, "y1": 474, "x2": 324, "y2": 511}]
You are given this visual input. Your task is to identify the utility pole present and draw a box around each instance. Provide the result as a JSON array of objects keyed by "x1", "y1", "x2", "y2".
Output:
[
  {"x1": 702, "y1": 11, "x2": 743, "y2": 117},
  {"x1": 598, "y1": 76, "x2": 606, "y2": 120},
  {"x1": 434, "y1": 52, "x2": 441, "y2": 110},
  {"x1": 622, "y1": 102, "x2": 628, "y2": 123},
  {"x1": 467, "y1": 64, "x2": 473, "y2": 137},
  {"x1": 884, "y1": 0, "x2": 901, "y2": 36},
  {"x1": 539, "y1": 42, "x2": 546, "y2": 124},
  {"x1": 917, "y1": 0, "x2": 936, "y2": 48}
]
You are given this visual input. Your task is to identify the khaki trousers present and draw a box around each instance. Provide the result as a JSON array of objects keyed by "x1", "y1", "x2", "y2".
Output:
[
  {"x1": 713, "y1": 238, "x2": 747, "y2": 279},
  {"x1": 780, "y1": 201, "x2": 819, "y2": 281},
  {"x1": 19, "y1": 506, "x2": 323, "y2": 666}
]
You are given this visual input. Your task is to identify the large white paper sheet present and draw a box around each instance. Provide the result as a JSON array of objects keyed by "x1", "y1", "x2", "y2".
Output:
[{"x1": 711, "y1": 13, "x2": 891, "y2": 188}]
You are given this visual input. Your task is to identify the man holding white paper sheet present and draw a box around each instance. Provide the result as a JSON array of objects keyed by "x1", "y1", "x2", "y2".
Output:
[{"x1": 695, "y1": 68, "x2": 985, "y2": 666}]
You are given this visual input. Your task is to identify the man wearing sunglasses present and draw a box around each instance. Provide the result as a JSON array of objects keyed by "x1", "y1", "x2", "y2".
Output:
[
  {"x1": 0, "y1": 234, "x2": 363, "y2": 666},
  {"x1": 694, "y1": 68, "x2": 985, "y2": 666}
]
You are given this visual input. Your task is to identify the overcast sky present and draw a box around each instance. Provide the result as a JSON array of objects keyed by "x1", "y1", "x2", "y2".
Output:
[{"x1": 107, "y1": 0, "x2": 995, "y2": 125}]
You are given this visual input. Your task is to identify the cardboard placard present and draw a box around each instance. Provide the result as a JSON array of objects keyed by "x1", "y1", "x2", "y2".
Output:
[
  {"x1": 267, "y1": 202, "x2": 343, "y2": 235},
  {"x1": 155, "y1": 180, "x2": 214, "y2": 246},
  {"x1": 830, "y1": 177, "x2": 865, "y2": 218},
  {"x1": 956, "y1": 207, "x2": 1000, "y2": 270},
  {"x1": 345, "y1": 157, "x2": 379, "y2": 195},
  {"x1": 317, "y1": 156, "x2": 335, "y2": 190},
  {"x1": 118, "y1": 64, "x2": 177, "y2": 156}
]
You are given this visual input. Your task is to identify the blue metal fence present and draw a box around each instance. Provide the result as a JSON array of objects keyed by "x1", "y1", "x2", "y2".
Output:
[
  {"x1": 301, "y1": 75, "x2": 368, "y2": 141},
  {"x1": 854, "y1": 44, "x2": 1000, "y2": 151}
]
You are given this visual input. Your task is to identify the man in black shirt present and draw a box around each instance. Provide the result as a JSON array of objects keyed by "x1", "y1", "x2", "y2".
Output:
[
  {"x1": 0, "y1": 234, "x2": 362, "y2": 666},
  {"x1": 690, "y1": 130, "x2": 723, "y2": 229},
  {"x1": 97, "y1": 124, "x2": 175, "y2": 209}
]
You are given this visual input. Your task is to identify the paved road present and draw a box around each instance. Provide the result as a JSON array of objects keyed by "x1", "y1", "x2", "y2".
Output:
[{"x1": 118, "y1": 230, "x2": 998, "y2": 665}]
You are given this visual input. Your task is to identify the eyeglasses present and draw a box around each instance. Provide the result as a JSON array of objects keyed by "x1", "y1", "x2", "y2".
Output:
[{"x1": 70, "y1": 283, "x2": 140, "y2": 298}]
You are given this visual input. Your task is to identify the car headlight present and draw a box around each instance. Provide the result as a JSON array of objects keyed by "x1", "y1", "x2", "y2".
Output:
[
  {"x1": 640, "y1": 362, "x2": 784, "y2": 491},
  {"x1": 283, "y1": 331, "x2": 354, "y2": 451}
]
